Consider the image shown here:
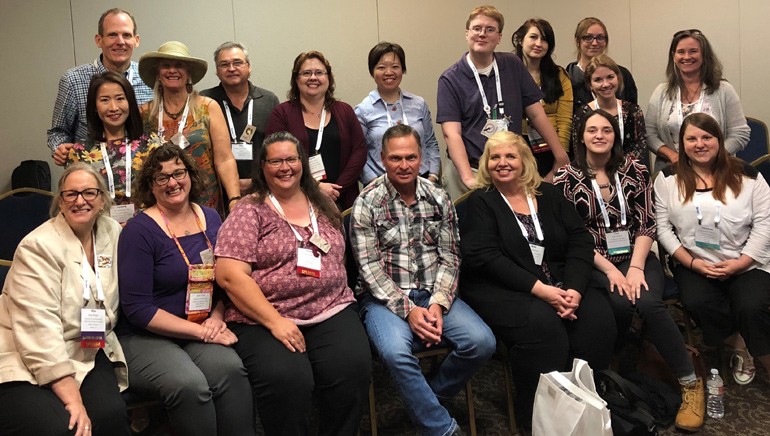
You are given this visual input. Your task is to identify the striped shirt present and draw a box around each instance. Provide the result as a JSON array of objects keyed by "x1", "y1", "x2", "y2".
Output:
[
  {"x1": 351, "y1": 175, "x2": 459, "y2": 318},
  {"x1": 47, "y1": 56, "x2": 153, "y2": 152}
]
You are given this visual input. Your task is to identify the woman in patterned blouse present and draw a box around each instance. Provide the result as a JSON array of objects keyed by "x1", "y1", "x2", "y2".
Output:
[{"x1": 554, "y1": 108, "x2": 703, "y2": 432}]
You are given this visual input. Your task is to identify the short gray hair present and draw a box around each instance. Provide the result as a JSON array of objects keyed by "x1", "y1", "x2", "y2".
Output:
[{"x1": 213, "y1": 41, "x2": 250, "y2": 64}]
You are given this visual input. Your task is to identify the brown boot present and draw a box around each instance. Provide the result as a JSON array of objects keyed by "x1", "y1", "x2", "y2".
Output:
[{"x1": 675, "y1": 378, "x2": 705, "y2": 432}]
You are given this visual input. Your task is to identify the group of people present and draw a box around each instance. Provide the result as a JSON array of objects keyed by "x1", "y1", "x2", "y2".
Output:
[{"x1": 0, "y1": 4, "x2": 768, "y2": 436}]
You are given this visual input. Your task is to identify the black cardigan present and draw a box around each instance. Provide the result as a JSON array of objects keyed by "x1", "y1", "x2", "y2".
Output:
[{"x1": 459, "y1": 183, "x2": 594, "y2": 327}]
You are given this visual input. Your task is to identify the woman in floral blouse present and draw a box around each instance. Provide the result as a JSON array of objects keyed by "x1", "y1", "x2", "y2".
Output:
[{"x1": 68, "y1": 71, "x2": 157, "y2": 224}]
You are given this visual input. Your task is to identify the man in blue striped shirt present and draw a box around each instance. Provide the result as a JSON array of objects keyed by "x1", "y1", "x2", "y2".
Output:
[{"x1": 48, "y1": 8, "x2": 153, "y2": 166}]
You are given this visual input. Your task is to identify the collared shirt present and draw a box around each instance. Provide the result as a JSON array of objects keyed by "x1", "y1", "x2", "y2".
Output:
[
  {"x1": 47, "y1": 56, "x2": 153, "y2": 152},
  {"x1": 355, "y1": 89, "x2": 440, "y2": 184},
  {"x1": 200, "y1": 82, "x2": 279, "y2": 178},
  {"x1": 351, "y1": 176, "x2": 460, "y2": 318}
]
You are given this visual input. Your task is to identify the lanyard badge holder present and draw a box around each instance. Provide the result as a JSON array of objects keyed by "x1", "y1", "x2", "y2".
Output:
[
  {"x1": 158, "y1": 96, "x2": 191, "y2": 148},
  {"x1": 81, "y1": 232, "x2": 108, "y2": 348},
  {"x1": 160, "y1": 208, "x2": 215, "y2": 323},
  {"x1": 694, "y1": 201, "x2": 721, "y2": 250},
  {"x1": 501, "y1": 193, "x2": 546, "y2": 265},
  {"x1": 467, "y1": 55, "x2": 510, "y2": 138},
  {"x1": 268, "y1": 194, "x2": 330, "y2": 278},
  {"x1": 308, "y1": 108, "x2": 328, "y2": 181},
  {"x1": 591, "y1": 175, "x2": 631, "y2": 255},
  {"x1": 100, "y1": 139, "x2": 136, "y2": 223},
  {"x1": 224, "y1": 98, "x2": 256, "y2": 160}
]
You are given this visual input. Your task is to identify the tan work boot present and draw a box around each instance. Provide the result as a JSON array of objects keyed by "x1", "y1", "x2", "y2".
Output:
[{"x1": 675, "y1": 378, "x2": 705, "y2": 432}]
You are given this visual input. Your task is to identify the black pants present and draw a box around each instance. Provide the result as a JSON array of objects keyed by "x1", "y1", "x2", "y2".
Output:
[
  {"x1": 229, "y1": 305, "x2": 372, "y2": 436},
  {"x1": 0, "y1": 350, "x2": 129, "y2": 436},
  {"x1": 494, "y1": 284, "x2": 616, "y2": 430},
  {"x1": 675, "y1": 265, "x2": 770, "y2": 357}
]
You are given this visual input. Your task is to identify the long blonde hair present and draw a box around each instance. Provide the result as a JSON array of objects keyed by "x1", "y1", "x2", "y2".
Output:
[{"x1": 475, "y1": 131, "x2": 542, "y2": 196}]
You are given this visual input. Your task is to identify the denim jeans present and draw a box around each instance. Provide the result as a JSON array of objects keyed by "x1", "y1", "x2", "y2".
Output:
[{"x1": 360, "y1": 290, "x2": 495, "y2": 436}]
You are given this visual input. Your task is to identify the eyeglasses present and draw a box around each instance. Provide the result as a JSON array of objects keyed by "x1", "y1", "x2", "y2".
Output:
[
  {"x1": 299, "y1": 70, "x2": 327, "y2": 78},
  {"x1": 216, "y1": 60, "x2": 249, "y2": 70},
  {"x1": 264, "y1": 156, "x2": 300, "y2": 167},
  {"x1": 469, "y1": 25, "x2": 499, "y2": 35},
  {"x1": 153, "y1": 169, "x2": 188, "y2": 185},
  {"x1": 581, "y1": 34, "x2": 607, "y2": 43},
  {"x1": 60, "y1": 188, "x2": 101, "y2": 202},
  {"x1": 673, "y1": 29, "x2": 702, "y2": 38}
]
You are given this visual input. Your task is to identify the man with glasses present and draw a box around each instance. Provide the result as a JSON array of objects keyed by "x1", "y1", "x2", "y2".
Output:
[
  {"x1": 201, "y1": 42, "x2": 279, "y2": 193},
  {"x1": 437, "y1": 5, "x2": 568, "y2": 199},
  {"x1": 49, "y1": 8, "x2": 152, "y2": 167}
]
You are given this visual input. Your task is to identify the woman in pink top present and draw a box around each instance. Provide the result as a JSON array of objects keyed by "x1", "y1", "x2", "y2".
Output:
[{"x1": 215, "y1": 131, "x2": 371, "y2": 435}]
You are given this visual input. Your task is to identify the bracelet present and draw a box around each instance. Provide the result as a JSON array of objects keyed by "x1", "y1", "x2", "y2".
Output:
[
  {"x1": 689, "y1": 258, "x2": 696, "y2": 270},
  {"x1": 629, "y1": 265, "x2": 644, "y2": 272},
  {"x1": 228, "y1": 195, "x2": 242, "y2": 202}
]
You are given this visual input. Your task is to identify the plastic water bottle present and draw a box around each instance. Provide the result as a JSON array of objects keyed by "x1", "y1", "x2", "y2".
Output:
[{"x1": 706, "y1": 368, "x2": 725, "y2": 419}]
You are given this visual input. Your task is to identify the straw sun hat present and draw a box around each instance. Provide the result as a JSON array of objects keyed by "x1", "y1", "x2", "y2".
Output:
[{"x1": 138, "y1": 41, "x2": 208, "y2": 87}]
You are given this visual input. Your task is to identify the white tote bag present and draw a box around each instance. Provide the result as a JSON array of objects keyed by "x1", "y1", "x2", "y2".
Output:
[{"x1": 532, "y1": 358, "x2": 613, "y2": 436}]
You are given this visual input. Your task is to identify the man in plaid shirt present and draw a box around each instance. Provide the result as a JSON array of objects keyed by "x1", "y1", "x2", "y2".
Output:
[
  {"x1": 351, "y1": 124, "x2": 495, "y2": 436},
  {"x1": 48, "y1": 8, "x2": 153, "y2": 166}
]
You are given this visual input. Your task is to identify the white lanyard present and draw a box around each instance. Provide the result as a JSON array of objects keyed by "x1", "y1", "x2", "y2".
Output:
[
  {"x1": 382, "y1": 95, "x2": 409, "y2": 127},
  {"x1": 694, "y1": 198, "x2": 721, "y2": 227},
  {"x1": 223, "y1": 98, "x2": 253, "y2": 141},
  {"x1": 590, "y1": 99, "x2": 624, "y2": 142},
  {"x1": 81, "y1": 231, "x2": 106, "y2": 305},
  {"x1": 268, "y1": 194, "x2": 319, "y2": 242},
  {"x1": 466, "y1": 54, "x2": 503, "y2": 118},
  {"x1": 99, "y1": 138, "x2": 131, "y2": 199},
  {"x1": 590, "y1": 174, "x2": 626, "y2": 228},
  {"x1": 676, "y1": 87, "x2": 705, "y2": 127},
  {"x1": 313, "y1": 107, "x2": 327, "y2": 153},
  {"x1": 158, "y1": 95, "x2": 191, "y2": 137},
  {"x1": 500, "y1": 192, "x2": 544, "y2": 242}
]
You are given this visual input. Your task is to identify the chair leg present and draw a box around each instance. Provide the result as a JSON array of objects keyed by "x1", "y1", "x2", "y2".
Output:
[
  {"x1": 368, "y1": 380, "x2": 377, "y2": 436},
  {"x1": 465, "y1": 379, "x2": 476, "y2": 436},
  {"x1": 501, "y1": 346, "x2": 517, "y2": 435}
]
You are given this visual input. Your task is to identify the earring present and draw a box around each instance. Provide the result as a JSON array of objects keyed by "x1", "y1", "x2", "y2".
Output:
[{"x1": 186, "y1": 79, "x2": 193, "y2": 94}]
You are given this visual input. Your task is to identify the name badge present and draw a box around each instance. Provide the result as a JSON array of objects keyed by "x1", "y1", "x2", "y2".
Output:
[
  {"x1": 80, "y1": 307, "x2": 106, "y2": 348},
  {"x1": 186, "y1": 264, "x2": 214, "y2": 316},
  {"x1": 309, "y1": 154, "x2": 327, "y2": 180},
  {"x1": 481, "y1": 118, "x2": 509, "y2": 138},
  {"x1": 529, "y1": 243, "x2": 545, "y2": 266},
  {"x1": 110, "y1": 204, "x2": 135, "y2": 224},
  {"x1": 96, "y1": 254, "x2": 113, "y2": 269},
  {"x1": 695, "y1": 225, "x2": 720, "y2": 250},
  {"x1": 240, "y1": 124, "x2": 256, "y2": 143},
  {"x1": 297, "y1": 247, "x2": 321, "y2": 278},
  {"x1": 527, "y1": 120, "x2": 551, "y2": 153},
  {"x1": 171, "y1": 131, "x2": 189, "y2": 149},
  {"x1": 606, "y1": 230, "x2": 632, "y2": 255},
  {"x1": 231, "y1": 141, "x2": 253, "y2": 161}
]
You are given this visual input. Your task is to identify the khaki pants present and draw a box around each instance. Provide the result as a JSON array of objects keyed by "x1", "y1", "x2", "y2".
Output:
[{"x1": 442, "y1": 160, "x2": 478, "y2": 201}]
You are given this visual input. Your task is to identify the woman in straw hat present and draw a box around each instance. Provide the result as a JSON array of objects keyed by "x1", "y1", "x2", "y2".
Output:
[{"x1": 139, "y1": 41, "x2": 240, "y2": 216}]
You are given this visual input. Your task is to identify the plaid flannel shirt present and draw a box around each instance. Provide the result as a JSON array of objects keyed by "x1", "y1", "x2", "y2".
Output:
[
  {"x1": 47, "y1": 56, "x2": 153, "y2": 152},
  {"x1": 351, "y1": 176, "x2": 460, "y2": 318}
]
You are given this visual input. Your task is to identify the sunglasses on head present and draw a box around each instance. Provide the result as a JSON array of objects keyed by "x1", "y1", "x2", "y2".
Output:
[{"x1": 673, "y1": 29, "x2": 702, "y2": 38}]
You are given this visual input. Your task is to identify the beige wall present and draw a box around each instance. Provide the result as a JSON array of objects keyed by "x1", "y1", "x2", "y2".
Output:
[{"x1": 1, "y1": 0, "x2": 768, "y2": 191}]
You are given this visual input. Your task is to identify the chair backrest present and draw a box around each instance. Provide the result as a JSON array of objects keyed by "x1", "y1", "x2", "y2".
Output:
[
  {"x1": 751, "y1": 154, "x2": 770, "y2": 186},
  {"x1": 0, "y1": 188, "x2": 54, "y2": 261},
  {"x1": 737, "y1": 117, "x2": 770, "y2": 163}
]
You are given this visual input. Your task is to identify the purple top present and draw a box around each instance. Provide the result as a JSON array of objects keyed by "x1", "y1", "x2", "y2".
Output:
[
  {"x1": 437, "y1": 52, "x2": 544, "y2": 161},
  {"x1": 215, "y1": 198, "x2": 354, "y2": 325},
  {"x1": 117, "y1": 206, "x2": 222, "y2": 335}
]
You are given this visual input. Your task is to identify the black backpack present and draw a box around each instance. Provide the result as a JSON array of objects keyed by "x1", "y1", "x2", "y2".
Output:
[
  {"x1": 12, "y1": 160, "x2": 51, "y2": 191},
  {"x1": 597, "y1": 369, "x2": 681, "y2": 435}
]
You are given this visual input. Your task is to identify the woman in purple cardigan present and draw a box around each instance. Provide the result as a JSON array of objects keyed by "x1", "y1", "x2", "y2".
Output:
[{"x1": 266, "y1": 51, "x2": 366, "y2": 210}]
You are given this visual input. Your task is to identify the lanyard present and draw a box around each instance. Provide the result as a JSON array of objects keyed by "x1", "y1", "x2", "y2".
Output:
[
  {"x1": 693, "y1": 198, "x2": 721, "y2": 227},
  {"x1": 81, "y1": 231, "x2": 106, "y2": 306},
  {"x1": 268, "y1": 194, "x2": 319, "y2": 242},
  {"x1": 99, "y1": 138, "x2": 131, "y2": 199},
  {"x1": 590, "y1": 174, "x2": 627, "y2": 228},
  {"x1": 159, "y1": 207, "x2": 214, "y2": 266},
  {"x1": 382, "y1": 95, "x2": 409, "y2": 127},
  {"x1": 466, "y1": 54, "x2": 503, "y2": 118},
  {"x1": 590, "y1": 99, "x2": 624, "y2": 142},
  {"x1": 223, "y1": 98, "x2": 254, "y2": 141},
  {"x1": 313, "y1": 108, "x2": 327, "y2": 154},
  {"x1": 676, "y1": 87, "x2": 705, "y2": 127},
  {"x1": 158, "y1": 95, "x2": 191, "y2": 137},
  {"x1": 499, "y1": 192, "x2": 544, "y2": 242}
]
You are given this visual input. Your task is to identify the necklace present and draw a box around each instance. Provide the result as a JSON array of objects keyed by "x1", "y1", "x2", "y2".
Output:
[
  {"x1": 598, "y1": 183, "x2": 611, "y2": 189},
  {"x1": 682, "y1": 84, "x2": 701, "y2": 104},
  {"x1": 164, "y1": 104, "x2": 185, "y2": 120},
  {"x1": 304, "y1": 108, "x2": 322, "y2": 119}
]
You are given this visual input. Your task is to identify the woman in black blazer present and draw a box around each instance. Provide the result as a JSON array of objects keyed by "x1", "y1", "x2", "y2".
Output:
[{"x1": 459, "y1": 131, "x2": 616, "y2": 434}]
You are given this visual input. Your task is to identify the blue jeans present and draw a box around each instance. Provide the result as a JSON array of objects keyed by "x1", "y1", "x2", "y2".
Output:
[{"x1": 360, "y1": 291, "x2": 495, "y2": 436}]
